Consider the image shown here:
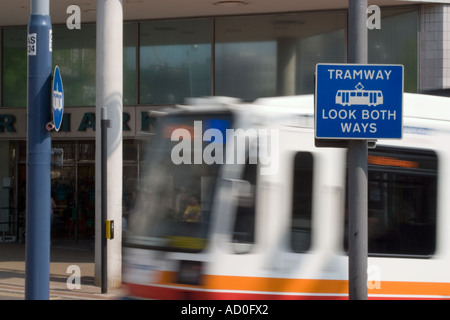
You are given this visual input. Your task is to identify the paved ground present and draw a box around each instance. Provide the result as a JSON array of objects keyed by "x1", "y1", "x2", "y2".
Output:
[{"x1": 0, "y1": 241, "x2": 123, "y2": 300}]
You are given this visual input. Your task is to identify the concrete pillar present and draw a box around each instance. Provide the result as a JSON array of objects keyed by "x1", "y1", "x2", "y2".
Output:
[
  {"x1": 0, "y1": 29, "x2": 2, "y2": 105},
  {"x1": 276, "y1": 38, "x2": 297, "y2": 96},
  {"x1": 95, "y1": 0, "x2": 123, "y2": 289}
]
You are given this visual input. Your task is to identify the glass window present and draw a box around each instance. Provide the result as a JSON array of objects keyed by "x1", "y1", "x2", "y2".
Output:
[
  {"x1": 296, "y1": 14, "x2": 347, "y2": 94},
  {"x1": 52, "y1": 141, "x2": 76, "y2": 162},
  {"x1": 78, "y1": 141, "x2": 95, "y2": 161},
  {"x1": 345, "y1": 146, "x2": 437, "y2": 257},
  {"x1": 125, "y1": 113, "x2": 233, "y2": 253},
  {"x1": 2, "y1": 23, "x2": 136, "y2": 107},
  {"x1": 2, "y1": 9, "x2": 418, "y2": 107},
  {"x1": 124, "y1": 23, "x2": 137, "y2": 105},
  {"x1": 290, "y1": 152, "x2": 313, "y2": 253},
  {"x1": 51, "y1": 165, "x2": 76, "y2": 206},
  {"x1": 215, "y1": 39, "x2": 277, "y2": 100},
  {"x1": 123, "y1": 164, "x2": 138, "y2": 227},
  {"x1": 230, "y1": 163, "x2": 257, "y2": 253},
  {"x1": 53, "y1": 24, "x2": 96, "y2": 106},
  {"x1": 368, "y1": 8, "x2": 418, "y2": 92},
  {"x1": 215, "y1": 12, "x2": 347, "y2": 100},
  {"x1": 2, "y1": 28, "x2": 27, "y2": 107},
  {"x1": 123, "y1": 139, "x2": 138, "y2": 162},
  {"x1": 18, "y1": 141, "x2": 26, "y2": 163},
  {"x1": 139, "y1": 19, "x2": 212, "y2": 105}
]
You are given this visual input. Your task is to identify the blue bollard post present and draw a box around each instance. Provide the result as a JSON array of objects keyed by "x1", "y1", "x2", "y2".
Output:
[{"x1": 25, "y1": 0, "x2": 52, "y2": 300}]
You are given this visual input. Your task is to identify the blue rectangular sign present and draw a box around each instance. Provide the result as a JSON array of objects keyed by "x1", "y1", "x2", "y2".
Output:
[{"x1": 315, "y1": 64, "x2": 403, "y2": 140}]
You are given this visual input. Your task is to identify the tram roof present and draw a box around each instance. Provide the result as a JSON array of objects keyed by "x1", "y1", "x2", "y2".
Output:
[
  {"x1": 175, "y1": 93, "x2": 450, "y2": 124},
  {"x1": 253, "y1": 93, "x2": 450, "y2": 122}
]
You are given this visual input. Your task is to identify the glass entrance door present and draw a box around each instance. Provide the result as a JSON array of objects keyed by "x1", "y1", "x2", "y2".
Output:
[
  {"x1": 16, "y1": 141, "x2": 97, "y2": 242},
  {"x1": 51, "y1": 166, "x2": 76, "y2": 239},
  {"x1": 77, "y1": 164, "x2": 95, "y2": 240},
  {"x1": 50, "y1": 164, "x2": 95, "y2": 241}
]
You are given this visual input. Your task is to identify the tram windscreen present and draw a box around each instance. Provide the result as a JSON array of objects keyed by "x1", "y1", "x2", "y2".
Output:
[{"x1": 124, "y1": 112, "x2": 233, "y2": 252}]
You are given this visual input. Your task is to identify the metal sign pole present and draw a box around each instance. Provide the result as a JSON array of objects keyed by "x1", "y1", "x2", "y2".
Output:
[
  {"x1": 101, "y1": 107, "x2": 110, "y2": 294},
  {"x1": 347, "y1": 0, "x2": 368, "y2": 300},
  {"x1": 25, "y1": 0, "x2": 52, "y2": 300}
]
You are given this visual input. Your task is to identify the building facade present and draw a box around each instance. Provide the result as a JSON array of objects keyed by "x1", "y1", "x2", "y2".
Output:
[{"x1": 0, "y1": 1, "x2": 448, "y2": 242}]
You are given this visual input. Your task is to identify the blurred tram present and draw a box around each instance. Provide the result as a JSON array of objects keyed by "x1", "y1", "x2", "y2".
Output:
[{"x1": 122, "y1": 93, "x2": 450, "y2": 300}]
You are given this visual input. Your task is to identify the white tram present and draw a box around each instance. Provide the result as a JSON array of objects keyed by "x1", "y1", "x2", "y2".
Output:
[{"x1": 123, "y1": 93, "x2": 450, "y2": 300}]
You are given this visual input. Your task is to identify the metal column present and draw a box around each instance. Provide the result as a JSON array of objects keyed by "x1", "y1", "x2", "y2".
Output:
[
  {"x1": 347, "y1": 0, "x2": 369, "y2": 300},
  {"x1": 25, "y1": 0, "x2": 52, "y2": 300},
  {"x1": 101, "y1": 107, "x2": 110, "y2": 294}
]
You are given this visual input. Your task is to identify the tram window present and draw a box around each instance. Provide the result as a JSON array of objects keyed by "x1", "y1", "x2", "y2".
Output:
[
  {"x1": 290, "y1": 152, "x2": 313, "y2": 253},
  {"x1": 231, "y1": 162, "x2": 257, "y2": 252},
  {"x1": 344, "y1": 146, "x2": 437, "y2": 257}
]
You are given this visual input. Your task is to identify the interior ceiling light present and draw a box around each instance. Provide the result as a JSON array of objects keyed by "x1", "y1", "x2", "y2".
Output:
[{"x1": 213, "y1": 1, "x2": 250, "y2": 7}]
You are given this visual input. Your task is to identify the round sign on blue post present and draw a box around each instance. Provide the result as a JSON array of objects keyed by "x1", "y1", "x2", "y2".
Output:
[
  {"x1": 52, "y1": 65, "x2": 64, "y2": 131},
  {"x1": 315, "y1": 63, "x2": 403, "y2": 140}
]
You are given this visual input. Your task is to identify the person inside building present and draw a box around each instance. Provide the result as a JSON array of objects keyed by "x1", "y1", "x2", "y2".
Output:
[{"x1": 182, "y1": 194, "x2": 201, "y2": 223}]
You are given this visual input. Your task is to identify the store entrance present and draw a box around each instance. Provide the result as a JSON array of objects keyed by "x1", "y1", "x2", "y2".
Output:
[
  {"x1": 51, "y1": 164, "x2": 95, "y2": 241},
  {"x1": 13, "y1": 139, "x2": 143, "y2": 243},
  {"x1": 15, "y1": 141, "x2": 97, "y2": 242}
]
